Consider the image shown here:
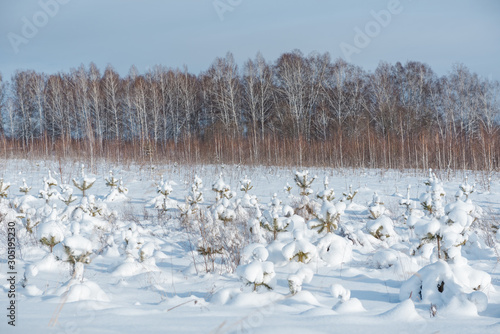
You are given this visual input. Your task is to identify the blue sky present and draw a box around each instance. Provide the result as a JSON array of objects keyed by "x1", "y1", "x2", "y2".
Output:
[{"x1": 1, "y1": 0, "x2": 499, "y2": 80}]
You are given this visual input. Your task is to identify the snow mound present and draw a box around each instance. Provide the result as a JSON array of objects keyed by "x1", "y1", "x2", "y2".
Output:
[
  {"x1": 57, "y1": 280, "x2": 110, "y2": 303},
  {"x1": 377, "y1": 299, "x2": 423, "y2": 322},
  {"x1": 112, "y1": 258, "x2": 161, "y2": 277},
  {"x1": 332, "y1": 298, "x2": 365, "y2": 313}
]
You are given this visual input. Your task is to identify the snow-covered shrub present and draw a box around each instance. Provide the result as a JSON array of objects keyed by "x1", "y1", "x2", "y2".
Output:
[
  {"x1": 331, "y1": 284, "x2": 365, "y2": 313},
  {"x1": 237, "y1": 246, "x2": 275, "y2": 291},
  {"x1": 72, "y1": 164, "x2": 96, "y2": 198},
  {"x1": 400, "y1": 257, "x2": 491, "y2": 314},
  {"x1": 439, "y1": 198, "x2": 483, "y2": 260},
  {"x1": 316, "y1": 233, "x2": 352, "y2": 267},
  {"x1": 288, "y1": 267, "x2": 313, "y2": 295},
  {"x1": 282, "y1": 230, "x2": 317, "y2": 263}
]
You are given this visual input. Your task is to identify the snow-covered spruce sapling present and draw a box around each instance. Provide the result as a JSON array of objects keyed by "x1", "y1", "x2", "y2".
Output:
[
  {"x1": 239, "y1": 175, "x2": 259, "y2": 208},
  {"x1": 212, "y1": 173, "x2": 234, "y2": 202},
  {"x1": 399, "y1": 185, "x2": 416, "y2": 226},
  {"x1": 294, "y1": 170, "x2": 316, "y2": 197},
  {"x1": 61, "y1": 235, "x2": 93, "y2": 278},
  {"x1": 316, "y1": 176, "x2": 335, "y2": 202},
  {"x1": 420, "y1": 169, "x2": 446, "y2": 218},
  {"x1": 342, "y1": 185, "x2": 358, "y2": 204},
  {"x1": 415, "y1": 169, "x2": 446, "y2": 258},
  {"x1": 72, "y1": 165, "x2": 96, "y2": 198},
  {"x1": 308, "y1": 201, "x2": 341, "y2": 233},
  {"x1": 283, "y1": 182, "x2": 293, "y2": 195},
  {"x1": 456, "y1": 175, "x2": 474, "y2": 200},
  {"x1": 240, "y1": 175, "x2": 253, "y2": 194},
  {"x1": 19, "y1": 179, "x2": 31, "y2": 195},
  {"x1": 260, "y1": 212, "x2": 289, "y2": 240},
  {"x1": 104, "y1": 171, "x2": 128, "y2": 202},
  {"x1": 37, "y1": 220, "x2": 65, "y2": 253},
  {"x1": 59, "y1": 184, "x2": 77, "y2": 206},
  {"x1": 105, "y1": 170, "x2": 119, "y2": 188},
  {"x1": 438, "y1": 191, "x2": 482, "y2": 260},
  {"x1": 366, "y1": 192, "x2": 395, "y2": 240},
  {"x1": 155, "y1": 175, "x2": 173, "y2": 212},
  {"x1": 185, "y1": 175, "x2": 204, "y2": 213},
  {"x1": 260, "y1": 194, "x2": 289, "y2": 240},
  {"x1": 288, "y1": 267, "x2": 314, "y2": 295},
  {"x1": 294, "y1": 170, "x2": 317, "y2": 219},
  {"x1": 282, "y1": 230, "x2": 317, "y2": 263},
  {"x1": 0, "y1": 178, "x2": 10, "y2": 199},
  {"x1": 23, "y1": 208, "x2": 40, "y2": 234},
  {"x1": 237, "y1": 246, "x2": 275, "y2": 292},
  {"x1": 39, "y1": 171, "x2": 61, "y2": 204}
]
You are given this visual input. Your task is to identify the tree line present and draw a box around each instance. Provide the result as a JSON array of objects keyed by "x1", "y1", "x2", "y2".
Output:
[{"x1": 1, "y1": 50, "x2": 499, "y2": 170}]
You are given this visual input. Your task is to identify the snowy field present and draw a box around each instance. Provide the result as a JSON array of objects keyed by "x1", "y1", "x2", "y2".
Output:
[{"x1": 0, "y1": 159, "x2": 499, "y2": 334}]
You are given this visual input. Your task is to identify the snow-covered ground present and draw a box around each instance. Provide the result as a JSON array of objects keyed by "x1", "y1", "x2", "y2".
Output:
[{"x1": 0, "y1": 159, "x2": 499, "y2": 334}]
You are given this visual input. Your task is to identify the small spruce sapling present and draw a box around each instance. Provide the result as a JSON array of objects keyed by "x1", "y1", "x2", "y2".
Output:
[
  {"x1": 155, "y1": 175, "x2": 173, "y2": 212},
  {"x1": 60, "y1": 184, "x2": 77, "y2": 206},
  {"x1": 414, "y1": 170, "x2": 447, "y2": 259},
  {"x1": 37, "y1": 221, "x2": 65, "y2": 253},
  {"x1": 283, "y1": 182, "x2": 293, "y2": 195},
  {"x1": 294, "y1": 170, "x2": 316, "y2": 197},
  {"x1": 72, "y1": 165, "x2": 96, "y2": 198},
  {"x1": 308, "y1": 201, "x2": 341, "y2": 233},
  {"x1": 19, "y1": 179, "x2": 31, "y2": 195},
  {"x1": 316, "y1": 176, "x2": 335, "y2": 202},
  {"x1": 0, "y1": 178, "x2": 10, "y2": 200},
  {"x1": 288, "y1": 268, "x2": 314, "y2": 295},
  {"x1": 294, "y1": 170, "x2": 317, "y2": 219},
  {"x1": 260, "y1": 194, "x2": 289, "y2": 240},
  {"x1": 366, "y1": 192, "x2": 395, "y2": 240},
  {"x1": 282, "y1": 230, "x2": 317, "y2": 263},
  {"x1": 237, "y1": 246, "x2": 275, "y2": 292},
  {"x1": 39, "y1": 172, "x2": 61, "y2": 204},
  {"x1": 342, "y1": 185, "x2": 358, "y2": 204},
  {"x1": 212, "y1": 173, "x2": 234, "y2": 202},
  {"x1": 105, "y1": 170, "x2": 119, "y2": 188},
  {"x1": 61, "y1": 235, "x2": 94, "y2": 279},
  {"x1": 240, "y1": 175, "x2": 253, "y2": 193},
  {"x1": 186, "y1": 175, "x2": 204, "y2": 211},
  {"x1": 456, "y1": 175, "x2": 474, "y2": 200}
]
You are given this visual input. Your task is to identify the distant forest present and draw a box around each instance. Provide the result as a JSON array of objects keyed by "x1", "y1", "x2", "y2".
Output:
[{"x1": 1, "y1": 50, "x2": 499, "y2": 170}]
